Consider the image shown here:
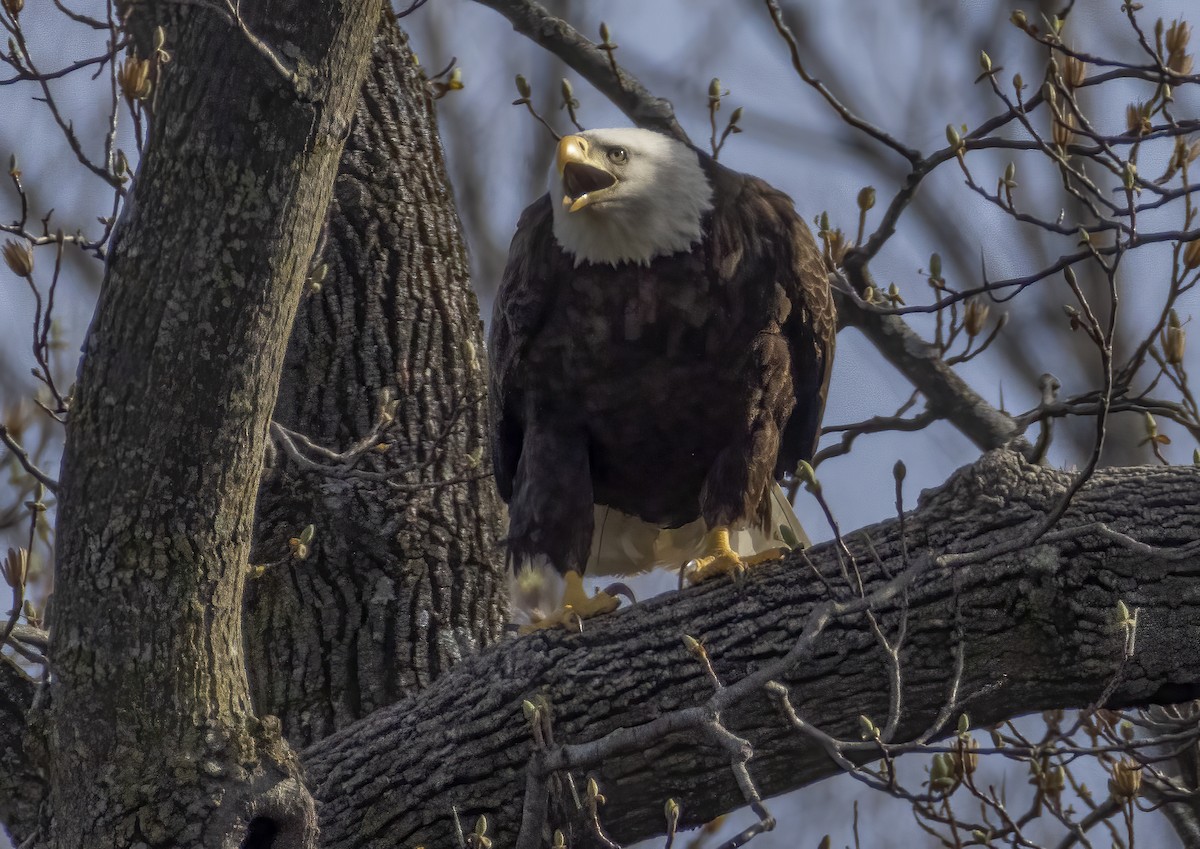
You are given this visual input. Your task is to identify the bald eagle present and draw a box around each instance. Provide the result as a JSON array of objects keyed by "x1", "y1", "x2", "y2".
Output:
[{"x1": 489, "y1": 127, "x2": 835, "y2": 629}]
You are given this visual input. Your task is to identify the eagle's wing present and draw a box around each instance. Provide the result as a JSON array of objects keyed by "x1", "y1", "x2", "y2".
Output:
[
  {"x1": 488, "y1": 195, "x2": 558, "y2": 501},
  {"x1": 771, "y1": 186, "x2": 836, "y2": 474},
  {"x1": 703, "y1": 160, "x2": 836, "y2": 478}
]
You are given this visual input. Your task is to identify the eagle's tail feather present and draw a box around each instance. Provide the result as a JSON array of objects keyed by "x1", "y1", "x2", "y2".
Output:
[{"x1": 585, "y1": 483, "x2": 808, "y2": 578}]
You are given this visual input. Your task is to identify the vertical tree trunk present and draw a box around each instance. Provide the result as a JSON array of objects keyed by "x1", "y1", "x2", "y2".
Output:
[
  {"x1": 47, "y1": 3, "x2": 383, "y2": 847},
  {"x1": 0, "y1": 659, "x2": 39, "y2": 845},
  {"x1": 247, "y1": 15, "x2": 506, "y2": 750}
]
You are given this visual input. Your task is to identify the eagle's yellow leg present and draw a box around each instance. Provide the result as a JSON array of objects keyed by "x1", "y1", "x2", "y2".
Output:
[
  {"x1": 520, "y1": 570, "x2": 620, "y2": 633},
  {"x1": 687, "y1": 527, "x2": 786, "y2": 584}
]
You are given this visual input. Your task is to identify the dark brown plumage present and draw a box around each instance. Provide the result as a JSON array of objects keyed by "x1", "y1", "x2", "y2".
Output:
[{"x1": 489, "y1": 135, "x2": 835, "y2": 583}]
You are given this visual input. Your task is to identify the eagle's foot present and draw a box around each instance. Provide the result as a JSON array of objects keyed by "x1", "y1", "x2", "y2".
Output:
[
  {"x1": 686, "y1": 527, "x2": 786, "y2": 585},
  {"x1": 519, "y1": 570, "x2": 621, "y2": 633}
]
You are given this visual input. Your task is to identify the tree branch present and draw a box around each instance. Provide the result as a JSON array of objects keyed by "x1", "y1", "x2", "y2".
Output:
[
  {"x1": 835, "y1": 285, "x2": 1028, "y2": 453},
  {"x1": 305, "y1": 451, "x2": 1200, "y2": 848},
  {"x1": 472, "y1": 0, "x2": 686, "y2": 141}
]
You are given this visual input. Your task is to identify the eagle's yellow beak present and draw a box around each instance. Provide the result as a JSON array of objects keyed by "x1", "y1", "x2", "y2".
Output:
[
  {"x1": 556, "y1": 134, "x2": 617, "y2": 213},
  {"x1": 556, "y1": 134, "x2": 588, "y2": 176}
]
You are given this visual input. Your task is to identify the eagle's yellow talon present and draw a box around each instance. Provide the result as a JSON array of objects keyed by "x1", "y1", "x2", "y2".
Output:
[
  {"x1": 519, "y1": 571, "x2": 620, "y2": 633},
  {"x1": 686, "y1": 529, "x2": 786, "y2": 585}
]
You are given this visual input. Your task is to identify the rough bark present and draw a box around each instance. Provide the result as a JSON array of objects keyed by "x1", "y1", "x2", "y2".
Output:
[
  {"x1": 45, "y1": 3, "x2": 383, "y2": 847},
  {"x1": 0, "y1": 656, "x2": 40, "y2": 845},
  {"x1": 303, "y1": 451, "x2": 1200, "y2": 848},
  {"x1": 246, "y1": 16, "x2": 505, "y2": 751}
]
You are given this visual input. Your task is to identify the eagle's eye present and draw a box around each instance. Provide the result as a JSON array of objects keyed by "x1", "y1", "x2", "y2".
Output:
[{"x1": 607, "y1": 147, "x2": 628, "y2": 165}]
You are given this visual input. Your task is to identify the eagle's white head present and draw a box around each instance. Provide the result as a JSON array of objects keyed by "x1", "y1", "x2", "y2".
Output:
[{"x1": 548, "y1": 127, "x2": 714, "y2": 267}]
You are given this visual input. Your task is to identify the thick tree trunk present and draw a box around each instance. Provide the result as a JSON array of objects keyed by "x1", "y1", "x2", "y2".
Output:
[
  {"x1": 303, "y1": 451, "x2": 1200, "y2": 848},
  {"x1": 0, "y1": 657, "x2": 39, "y2": 845},
  {"x1": 246, "y1": 16, "x2": 505, "y2": 751},
  {"x1": 45, "y1": 3, "x2": 383, "y2": 847}
]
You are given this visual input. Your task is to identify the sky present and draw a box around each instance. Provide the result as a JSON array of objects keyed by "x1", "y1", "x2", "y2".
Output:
[{"x1": 2, "y1": 0, "x2": 1198, "y2": 847}]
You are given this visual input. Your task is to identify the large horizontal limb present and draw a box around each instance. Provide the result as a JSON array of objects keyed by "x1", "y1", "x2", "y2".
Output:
[{"x1": 305, "y1": 451, "x2": 1200, "y2": 847}]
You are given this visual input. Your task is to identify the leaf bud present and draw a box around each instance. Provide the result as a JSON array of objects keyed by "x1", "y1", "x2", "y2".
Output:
[
  {"x1": 1162, "y1": 309, "x2": 1185, "y2": 365},
  {"x1": 953, "y1": 739, "x2": 979, "y2": 778},
  {"x1": 1108, "y1": 758, "x2": 1142, "y2": 800},
  {"x1": 979, "y1": 51, "x2": 992, "y2": 73},
  {"x1": 964, "y1": 299, "x2": 990, "y2": 337},
  {"x1": 856, "y1": 185, "x2": 875, "y2": 211},
  {"x1": 1044, "y1": 765, "x2": 1065, "y2": 798},
  {"x1": 2, "y1": 546, "x2": 27, "y2": 590},
  {"x1": 945, "y1": 124, "x2": 963, "y2": 152},
  {"x1": 794, "y1": 460, "x2": 819, "y2": 492},
  {"x1": 1166, "y1": 19, "x2": 1191, "y2": 57},
  {"x1": 1126, "y1": 102, "x2": 1151, "y2": 136},
  {"x1": 118, "y1": 57, "x2": 152, "y2": 101},
  {"x1": 521, "y1": 699, "x2": 539, "y2": 722},
  {"x1": 1063, "y1": 54, "x2": 1087, "y2": 88},
  {"x1": 1183, "y1": 237, "x2": 1200, "y2": 270},
  {"x1": 1052, "y1": 112, "x2": 1075, "y2": 149},
  {"x1": 514, "y1": 74, "x2": 531, "y2": 100},
  {"x1": 2, "y1": 239, "x2": 33, "y2": 277},
  {"x1": 1122, "y1": 161, "x2": 1138, "y2": 192}
]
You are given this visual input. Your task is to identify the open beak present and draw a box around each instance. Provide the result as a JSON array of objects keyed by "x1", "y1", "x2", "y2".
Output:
[{"x1": 556, "y1": 135, "x2": 617, "y2": 213}]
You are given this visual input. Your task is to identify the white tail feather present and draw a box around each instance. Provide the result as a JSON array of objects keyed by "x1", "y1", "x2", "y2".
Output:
[
  {"x1": 508, "y1": 556, "x2": 565, "y2": 626},
  {"x1": 586, "y1": 483, "x2": 808, "y2": 577}
]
